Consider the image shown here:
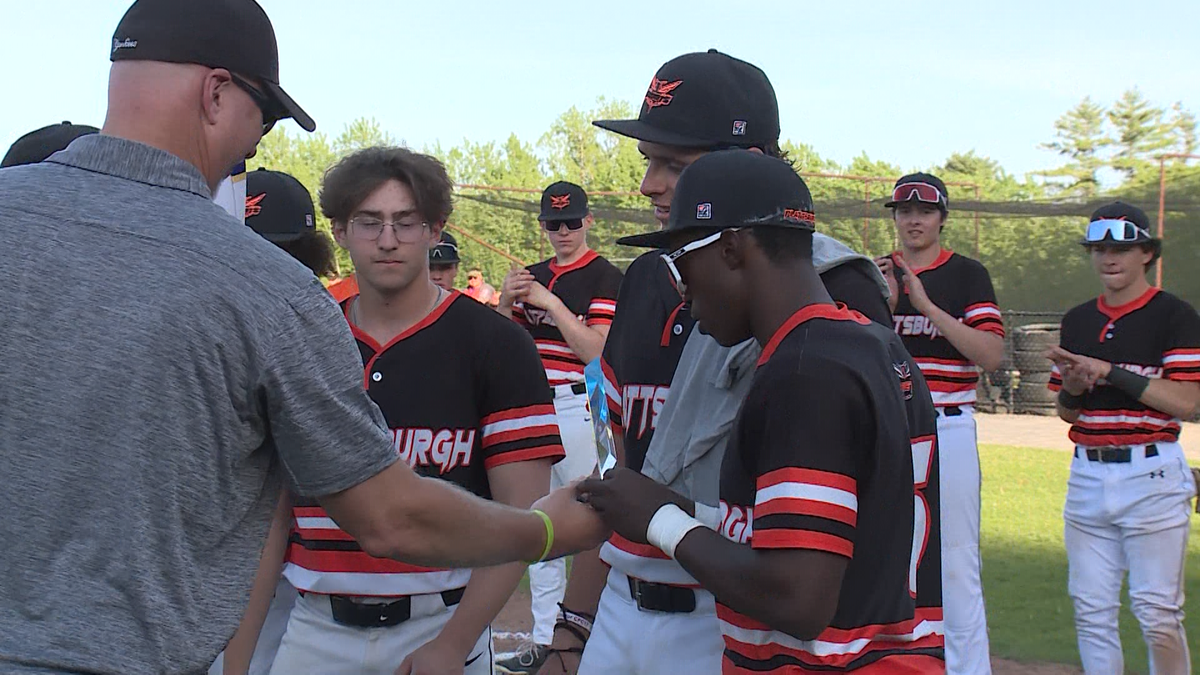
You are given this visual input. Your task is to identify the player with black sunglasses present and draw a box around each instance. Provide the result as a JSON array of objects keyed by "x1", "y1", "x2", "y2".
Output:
[{"x1": 497, "y1": 181, "x2": 623, "y2": 672}]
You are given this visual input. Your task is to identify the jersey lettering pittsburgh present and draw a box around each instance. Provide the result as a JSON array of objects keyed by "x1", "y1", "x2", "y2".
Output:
[
  {"x1": 512, "y1": 250, "x2": 623, "y2": 387},
  {"x1": 1049, "y1": 288, "x2": 1200, "y2": 447},
  {"x1": 284, "y1": 293, "x2": 564, "y2": 597},
  {"x1": 717, "y1": 304, "x2": 944, "y2": 673},
  {"x1": 890, "y1": 249, "x2": 1004, "y2": 407}
]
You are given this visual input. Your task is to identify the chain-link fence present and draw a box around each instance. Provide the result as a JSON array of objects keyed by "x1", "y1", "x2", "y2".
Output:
[{"x1": 976, "y1": 311, "x2": 1064, "y2": 415}]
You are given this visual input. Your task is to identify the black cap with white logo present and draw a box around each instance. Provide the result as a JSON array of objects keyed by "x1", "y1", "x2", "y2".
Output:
[
  {"x1": 110, "y1": 0, "x2": 315, "y2": 132},
  {"x1": 618, "y1": 149, "x2": 814, "y2": 249},
  {"x1": 430, "y1": 231, "x2": 461, "y2": 264},
  {"x1": 538, "y1": 181, "x2": 590, "y2": 221},
  {"x1": 2, "y1": 121, "x2": 99, "y2": 168},
  {"x1": 593, "y1": 50, "x2": 779, "y2": 150},
  {"x1": 245, "y1": 168, "x2": 316, "y2": 243}
]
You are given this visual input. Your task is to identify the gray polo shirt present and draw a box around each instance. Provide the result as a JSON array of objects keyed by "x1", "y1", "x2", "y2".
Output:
[{"x1": 0, "y1": 135, "x2": 397, "y2": 675}]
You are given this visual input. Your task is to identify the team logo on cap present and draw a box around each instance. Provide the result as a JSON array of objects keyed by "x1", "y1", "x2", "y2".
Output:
[
  {"x1": 550, "y1": 194, "x2": 571, "y2": 210},
  {"x1": 645, "y1": 78, "x2": 684, "y2": 109},
  {"x1": 894, "y1": 361, "x2": 914, "y2": 400},
  {"x1": 782, "y1": 208, "x2": 816, "y2": 224},
  {"x1": 305, "y1": 215, "x2": 314, "y2": 228},
  {"x1": 696, "y1": 203, "x2": 712, "y2": 220},
  {"x1": 245, "y1": 193, "x2": 266, "y2": 218},
  {"x1": 112, "y1": 38, "x2": 138, "y2": 53},
  {"x1": 732, "y1": 120, "x2": 747, "y2": 136}
]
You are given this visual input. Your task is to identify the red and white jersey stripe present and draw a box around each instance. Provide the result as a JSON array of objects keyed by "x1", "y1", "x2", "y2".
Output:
[
  {"x1": 599, "y1": 534, "x2": 700, "y2": 587},
  {"x1": 718, "y1": 605, "x2": 946, "y2": 673}
]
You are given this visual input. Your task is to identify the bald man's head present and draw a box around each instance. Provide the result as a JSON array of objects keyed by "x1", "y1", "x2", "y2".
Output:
[{"x1": 104, "y1": 61, "x2": 267, "y2": 193}]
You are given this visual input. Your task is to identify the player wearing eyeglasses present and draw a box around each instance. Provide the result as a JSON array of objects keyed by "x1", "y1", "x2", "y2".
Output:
[
  {"x1": 874, "y1": 172, "x2": 1004, "y2": 675},
  {"x1": 1045, "y1": 202, "x2": 1200, "y2": 675},
  {"x1": 267, "y1": 147, "x2": 565, "y2": 675},
  {"x1": 496, "y1": 181, "x2": 623, "y2": 671}
]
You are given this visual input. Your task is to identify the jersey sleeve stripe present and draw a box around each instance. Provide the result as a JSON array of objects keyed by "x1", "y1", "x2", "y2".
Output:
[
  {"x1": 752, "y1": 529, "x2": 854, "y2": 557},
  {"x1": 754, "y1": 498, "x2": 857, "y2": 527},
  {"x1": 483, "y1": 424, "x2": 561, "y2": 447},
  {"x1": 964, "y1": 303, "x2": 1002, "y2": 320},
  {"x1": 482, "y1": 444, "x2": 565, "y2": 469},
  {"x1": 757, "y1": 467, "x2": 856, "y2": 495},
  {"x1": 755, "y1": 482, "x2": 858, "y2": 514},
  {"x1": 588, "y1": 299, "x2": 617, "y2": 314},
  {"x1": 481, "y1": 405, "x2": 556, "y2": 425}
]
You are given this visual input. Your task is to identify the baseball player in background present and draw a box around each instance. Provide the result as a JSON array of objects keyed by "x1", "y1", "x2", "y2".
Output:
[
  {"x1": 1, "y1": 121, "x2": 98, "y2": 168},
  {"x1": 496, "y1": 181, "x2": 621, "y2": 673},
  {"x1": 540, "y1": 51, "x2": 903, "y2": 675},
  {"x1": 579, "y1": 150, "x2": 945, "y2": 674},
  {"x1": 876, "y1": 173, "x2": 1003, "y2": 674},
  {"x1": 1047, "y1": 202, "x2": 1199, "y2": 675},
  {"x1": 268, "y1": 147, "x2": 564, "y2": 675},
  {"x1": 429, "y1": 230, "x2": 462, "y2": 291}
]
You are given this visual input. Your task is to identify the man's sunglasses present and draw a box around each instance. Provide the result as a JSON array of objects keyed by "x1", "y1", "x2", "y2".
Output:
[
  {"x1": 230, "y1": 74, "x2": 281, "y2": 136},
  {"x1": 543, "y1": 219, "x2": 585, "y2": 232},
  {"x1": 1084, "y1": 219, "x2": 1152, "y2": 244},
  {"x1": 661, "y1": 228, "x2": 740, "y2": 288}
]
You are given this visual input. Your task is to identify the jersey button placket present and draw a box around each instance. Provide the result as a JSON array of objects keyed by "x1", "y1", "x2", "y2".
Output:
[{"x1": 372, "y1": 372, "x2": 382, "y2": 382}]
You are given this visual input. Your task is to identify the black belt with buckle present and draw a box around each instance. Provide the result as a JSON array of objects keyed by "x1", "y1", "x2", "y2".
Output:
[
  {"x1": 327, "y1": 587, "x2": 466, "y2": 629},
  {"x1": 558, "y1": 382, "x2": 587, "y2": 396},
  {"x1": 627, "y1": 576, "x2": 696, "y2": 614},
  {"x1": 938, "y1": 406, "x2": 963, "y2": 417},
  {"x1": 1078, "y1": 444, "x2": 1159, "y2": 463}
]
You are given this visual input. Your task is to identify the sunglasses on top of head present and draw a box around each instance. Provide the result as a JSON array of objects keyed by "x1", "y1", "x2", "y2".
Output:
[
  {"x1": 891, "y1": 182, "x2": 946, "y2": 208},
  {"x1": 1084, "y1": 219, "x2": 1152, "y2": 244},
  {"x1": 543, "y1": 219, "x2": 585, "y2": 232}
]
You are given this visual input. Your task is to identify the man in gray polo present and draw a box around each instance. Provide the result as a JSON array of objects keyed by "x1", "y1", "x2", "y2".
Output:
[{"x1": 0, "y1": 2, "x2": 602, "y2": 674}]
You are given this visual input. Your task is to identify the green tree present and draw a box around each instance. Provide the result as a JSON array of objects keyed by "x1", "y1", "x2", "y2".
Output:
[
  {"x1": 1169, "y1": 101, "x2": 1197, "y2": 161},
  {"x1": 1108, "y1": 88, "x2": 1174, "y2": 180},
  {"x1": 1039, "y1": 96, "x2": 1110, "y2": 197}
]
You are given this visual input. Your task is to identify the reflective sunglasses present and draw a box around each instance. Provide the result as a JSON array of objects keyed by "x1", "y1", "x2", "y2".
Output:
[
  {"x1": 1085, "y1": 218, "x2": 1152, "y2": 244},
  {"x1": 660, "y1": 228, "x2": 740, "y2": 288},
  {"x1": 543, "y1": 219, "x2": 585, "y2": 232},
  {"x1": 891, "y1": 182, "x2": 947, "y2": 207},
  {"x1": 230, "y1": 73, "x2": 281, "y2": 136}
]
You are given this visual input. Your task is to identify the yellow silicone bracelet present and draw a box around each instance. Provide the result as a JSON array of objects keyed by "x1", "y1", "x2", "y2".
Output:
[{"x1": 529, "y1": 509, "x2": 554, "y2": 563}]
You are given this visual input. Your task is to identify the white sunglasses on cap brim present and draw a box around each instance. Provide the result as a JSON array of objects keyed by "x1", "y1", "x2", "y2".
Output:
[{"x1": 660, "y1": 228, "x2": 741, "y2": 288}]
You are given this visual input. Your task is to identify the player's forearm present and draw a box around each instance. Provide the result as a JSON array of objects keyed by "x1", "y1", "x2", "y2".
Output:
[
  {"x1": 324, "y1": 466, "x2": 546, "y2": 568},
  {"x1": 222, "y1": 493, "x2": 292, "y2": 675},
  {"x1": 548, "y1": 301, "x2": 606, "y2": 363},
  {"x1": 436, "y1": 563, "x2": 527, "y2": 654},
  {"x1": 922, "y1": 303, "x2": 1005, "y2": 372},
  {"x1": 673, "y1": 530, "x2": 834, "y2": 640},
  {"x1": 1139, "y1": 378, "x2": 1200, "y2": 420}
]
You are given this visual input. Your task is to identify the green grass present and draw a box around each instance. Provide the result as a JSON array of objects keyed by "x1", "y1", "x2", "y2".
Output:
[{"x1": 980, "y1": 443, "x2": 1200, "y2": 672}]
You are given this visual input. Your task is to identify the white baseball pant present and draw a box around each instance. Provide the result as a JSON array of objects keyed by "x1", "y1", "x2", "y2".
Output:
[
  {"x1": 208, "y1": 578, "x2": 298, "y2": 675},
  {"x1": 937, "y1": 406, "x2": 992, "y2": 674},
  {"x1": 1064, "y1": 441, "x2": 1195, "y2": 675},
  {"x1": 529, "y1": 385, "x2": 598, "y2": 645},
  {"x1": 267, "y1": 591, "x2": 492, "y2": 675},
  {"x1": 578, "y1": 569, "x2": 723, "y2": 675}
]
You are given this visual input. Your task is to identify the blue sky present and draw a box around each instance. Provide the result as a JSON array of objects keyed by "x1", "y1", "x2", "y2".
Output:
[{"x1": 3, "y1": 0, "x2": 1198, "y2": 181}]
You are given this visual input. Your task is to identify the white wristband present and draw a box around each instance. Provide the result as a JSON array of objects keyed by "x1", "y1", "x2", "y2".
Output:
[{"x1": 646, "y1": 504, "x2": 705, "y2": 559}]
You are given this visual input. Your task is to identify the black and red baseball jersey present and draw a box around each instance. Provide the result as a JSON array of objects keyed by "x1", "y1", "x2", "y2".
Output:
[
  {"x1": 890, "y1": 249, "x2": 1004, "y2": 407},
  {"x1": 284, "y1": 292, "x2": 564, "y2": 597},
  {"x1": 716, "y1": 304, "x2": 944, "y2": 673},
  {"x1": 513, "y1": 249, "x2": 623, "y2": 387},
  {"x1": 600, "y1": 252, "x2": 694, "y2": 472},
  {"x1": 1049, "y1": 287, "x2": 1200, "y2": 447}
]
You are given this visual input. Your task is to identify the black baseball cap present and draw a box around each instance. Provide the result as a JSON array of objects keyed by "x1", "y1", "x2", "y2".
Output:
[
  {"x1": 884, "y1": 172, "x2": 950, "y2": 211},
  {"x1": 245, "y1": 168, "x2": 316, "y2": 243},
  {"x1": 593, "y1": 50, "x2": 780, "y2": 150},
  {"x1": 430, "y1": 231, "x2": 461, "y2": 265},
  {"x1": 538, "y1": 181, "x2": 590, "y2": 221},
  {"x1": 110, "y1": 0, "x2": 315, "y2": 132},
  {"x1": 618, "y1": 150, "x2": 815, "y2": 249},
  {"x1": 2, "y1": 121, "x2": 99, "y2": 168}
]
